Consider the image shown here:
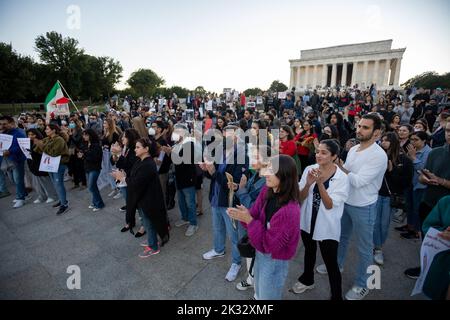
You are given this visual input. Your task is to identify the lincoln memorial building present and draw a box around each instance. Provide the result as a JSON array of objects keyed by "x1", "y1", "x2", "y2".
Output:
[{"x1": 289, "y1": 40, "x2": 406, "y2": 91}]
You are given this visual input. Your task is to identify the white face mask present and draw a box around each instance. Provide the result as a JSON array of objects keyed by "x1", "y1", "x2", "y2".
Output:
[
  {"x1": 148, "y1": 128, "x2": 156, "y2": 136},
  {"x1": 171, "y1": 132, "x2": 180, "y2": 142}
]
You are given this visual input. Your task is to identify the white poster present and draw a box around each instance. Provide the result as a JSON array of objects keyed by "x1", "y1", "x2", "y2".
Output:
[
  {"x1": 278, "y1": 91, "x2": 287, "y2": 99},
  {"x1": 412, "y1": 227, "x2": 450, "y2": 296},
  {"x1": 0, "y1": 134, "x2": 13, "y2": 153},
  {"x1": 256, "y1": 96, "x2": 263, "y2": 105},
  {"x1": 246, "y1": 102, "x2": 256, "y2": 109},
  {"x1": 17, "y1": 138, "x2": 32, "y2": 159},
  {"x1": 39, "y1": 152, "x2": 61, "y2": 173}
]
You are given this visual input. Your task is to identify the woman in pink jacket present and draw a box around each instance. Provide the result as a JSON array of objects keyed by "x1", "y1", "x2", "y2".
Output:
[{"x1": 228, "y1": 154, "x2": 301, "y2": 300}]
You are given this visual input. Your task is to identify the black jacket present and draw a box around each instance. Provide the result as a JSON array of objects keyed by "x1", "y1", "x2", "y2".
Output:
[
  {"x1": 27, "y1": 143, "x2": 48, "y2": 177},
  {"x1": 113, "y1": 147, "x2": 138, "y2": 177},
  {"x1": 379, "y1": 153, "x2": 414, "y2": 196},
  {"x1": 126, "y1": 157, "x2": 169, "y2": 244},
  {"x1": 172, "y1": 140, "x2": 197, "y2": 189},
  {"x1": 83, "y1": 143, "x2": 103, "y2": 172}
]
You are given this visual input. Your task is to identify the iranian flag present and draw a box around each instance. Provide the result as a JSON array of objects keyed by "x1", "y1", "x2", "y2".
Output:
[{"x1": 45, "y1": 82, "x2": 64, "y2": 113}]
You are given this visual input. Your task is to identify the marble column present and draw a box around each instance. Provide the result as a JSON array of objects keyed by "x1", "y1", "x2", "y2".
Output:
[
  {"x1": 321, "y1": 64, "x2": 328, "y2": 88},
  {"x1": 372, "y1": 60, "x2": 380, "y2": 85},
  {"x1": 393, "y1": 58, "x2": 402, "y2": 87},
  {"x1": 383, "y1": 59, "x2": 391, "y2": 87},
  {"x1": 304, "y1": 66, "x2": 309, "y2": 88},
  {"x1": 351, "y1": 62, "x2": 357, "y2": 87},
  {"x1": 296, "y1": 66, "x2": 301, "y2": 89},
  {"x1": 341, "y1": 62, "x2": 348, "y2": 87},
  {"x1": 331, "y1": 63, "x2": 337, "y2": 88},
  {"x1": 290, "y1": 67, "x2": 295, "y2": 89},
  {"x1": 312, "y1": 65, "x2": 318, "y2": 89},
  {"x1": 362, "y1": 61, "x2": 369, "y2": 89}
]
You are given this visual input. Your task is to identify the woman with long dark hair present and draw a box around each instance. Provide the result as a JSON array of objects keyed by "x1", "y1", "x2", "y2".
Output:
[
  {"x1": 228, "y1": 155, "x2": 300, "y2": 300},
  {"x1": 373, "y1": 132, "x2": 413, "y2": 265},
  {"x1": 294, "y1": 119, "x2": 318, "y2": 173},
  {"x1": 112, "y1": 138, "x2": 169, "y2": 258}
]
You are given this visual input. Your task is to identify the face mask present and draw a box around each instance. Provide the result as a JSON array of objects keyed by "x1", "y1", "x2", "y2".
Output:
[
  {"x1": 69, "y1": 123, "x2": 76, "y2": 129},
  {"x1": 414, "y1": 128, "x2": 422, "y2": 132},
  {"x1": 171, "y1": 132, "x2": 180, "y2": 142},
  {"x1": 320, "y1": 133, "x2": 330, "y2": 141},
  {"x1": 148, "y1": 128, "x2": 156, "y2": 136}
]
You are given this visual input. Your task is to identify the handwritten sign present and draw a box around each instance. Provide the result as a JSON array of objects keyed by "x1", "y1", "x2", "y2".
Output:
[
  {"x1": 412, "y1": 227, "x2": 450, "y2": 296},
  {"x1": 17, "y1": 138, "x2": 32, "y2": 159},
  {"x1": 278, "y1": 91, "x2": 287, "y2": 100},
  {"x1": 39, "y1": 152, "x2": 61, "y2": 173},
  {"x1": 0, "y1": 134, "x2": 13, "y2": 153}
]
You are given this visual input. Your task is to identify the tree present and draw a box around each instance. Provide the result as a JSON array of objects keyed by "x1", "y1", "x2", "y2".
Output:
[
  {"x1": 269, "y1": 80, "x2": 288, "y2": 93},
  {"x1": 127, "y1": 68, "x2": 165, "y2": 98},
  {"x1": 168, "y1": 86, "x2": 190, "y2": 98},
  {"x1": 402, "y1": 71, "x2": 450, "y2": 89},
  {"x1": 244, "y1": 88, "x2": 262, "y2": 97},
  {"x1": 194, "y1": 86, "x2": 207, "y2": 96}
]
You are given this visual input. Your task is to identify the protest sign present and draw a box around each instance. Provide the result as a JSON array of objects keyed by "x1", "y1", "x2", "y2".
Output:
[
  {"x1": 0, "y1": 134, "x2": 13, "y2": 153},
  {"x1": 39, "y1": 153, "x2": 61, "y2": 173},
  {"x1": 17, "y1": 138, "x2": 32, "y2": 159}
]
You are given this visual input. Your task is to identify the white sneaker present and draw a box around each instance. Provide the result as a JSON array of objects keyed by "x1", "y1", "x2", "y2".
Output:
[
  {"x1": 92, "y1": 207, "x2": 102, "y2": 212},
  {"x1": 175, "y1": 219, "x2": 189, "y2": 228},
  {"x1": 113, "y1": 192, "x2": 122, "y2": 199},
  {"x1": 316, "y1": 264, "x2": 344, "y2": 275},
  {"x1": 25, "y1": 195, "x2": 32, "y2": 201},
  {"x1": 345, "y1": 286, "x2": 369, "y2": 300},
  {"x1": 108, "y1": 189, "x2": 118, "y2": 197},
  {"x1": 33, "y1": 199, "x2": 43, "y2": 204},
  {"x1": 225, "y1": 263, "x2": 241, "y2": 282},
  {"x1": 374, "y1": 249, "x2": 384, "y2": 265},
  {"x1": 13, "y1": 200, "x2": 25, "y2": 208},
  {"x1": 45, "y1": 198, "x2": 55, "y2": 204},
  {"x1": 202, "y1": 249, "x2": 225, "y2": 260},
  {"x1": 185, "y1": 225, "x2": 198, "y2": 237},
  {"x1": 292, "y1": 281, "x2": 315, "y2": 294},
  {"x1": 236, "y1": 279, "x2": 254, "y2": 291},
  {"x1": 88, "y1": 204, "x2": 95, "y2": 209},
  {"x1": 12, "y1": 199, "x2": 19, "y2": 203}
]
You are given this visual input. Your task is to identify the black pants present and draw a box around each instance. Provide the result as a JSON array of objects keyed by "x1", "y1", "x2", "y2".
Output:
[
  {"x1": 419, "y1": 202, "x2": 433, "y2": 239},
  {"x1": 71, "y1": 155, "x2": 86, "y2": 186},
  {"x1": 298, "y1": 230, "x2": 342, "y2": 300}
]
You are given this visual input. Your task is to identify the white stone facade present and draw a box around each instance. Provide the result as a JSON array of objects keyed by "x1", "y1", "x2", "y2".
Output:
[{"x1": 289, "y1": 40, "x2": 406, "y2": 91}]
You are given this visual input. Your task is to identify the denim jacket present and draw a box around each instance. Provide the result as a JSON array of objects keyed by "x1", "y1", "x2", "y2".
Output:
[
  {"x1": 412, "y1": 144, "x2": 432, "y2": 190},
  {"x1": 235, "y1": 172, "x2": 266, "y2": 209}
]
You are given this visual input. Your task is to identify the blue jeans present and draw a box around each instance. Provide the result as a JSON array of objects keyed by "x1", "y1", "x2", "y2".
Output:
[
  {"x1": 373, "y1": 196, "x2": 393, "y2": 248},
  {"x1": 254, "y1": 251, "x2": 289, "y2": 300},
  {"x1": 88, "y1": 170, "x2": 104, "y2": 209},
  {"x1": 338, "y1": 202, "x2": 377, "y2": 288},
  {"x1": 211, "y1": 206, "x2": 242, "y2": 265},
  {"x1": 177, "y1": 186, "x2": 197, "y2": 226},
  {"x1": 119, "y1": 186, "x2": 127, "y2": 203},
  {"x1": 11, "y1": 161, "x2": 26, "y2": 200},
  {"x1": 49, "y1": 164, "x2": 68, "y2": 206},
  {"x1": 410, "y1": 188, "x2": 425, "y2": 231},
  {"x1": 140, "y1": 208, "x2": 158, "y2": 251}
]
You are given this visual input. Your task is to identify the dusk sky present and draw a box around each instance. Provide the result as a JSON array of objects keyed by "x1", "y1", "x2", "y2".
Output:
[{"x1": 1, "y1": 0, "x2": 449, "y2": 92}]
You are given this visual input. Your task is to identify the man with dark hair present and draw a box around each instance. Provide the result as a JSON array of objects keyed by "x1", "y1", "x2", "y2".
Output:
[
  {"x1": 0, "y1": 116, "x2": 28, "y2": 207},
  {"x1": 243, "y1": 108, "x2": 253, "y2": 129},
  {"x1": 317, "y1": 113, "x2": 387, "y2": 300}
]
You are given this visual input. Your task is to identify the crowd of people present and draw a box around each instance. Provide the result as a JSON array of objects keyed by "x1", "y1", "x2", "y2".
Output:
[{"x1": 0, "y1": 84, "x2": 449, "y2": 300}]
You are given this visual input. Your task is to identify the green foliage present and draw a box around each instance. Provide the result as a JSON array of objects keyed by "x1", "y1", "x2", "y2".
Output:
[
  {"x1": 244, "y1": 88, "x2": 262, "y2": 96},
  {"x1": 402, "y1": 71, "x2": 450, "y2": 89},
  {"x1": 127, "y1": 68, "x2": 165, "y2": 98},
  {"x1": 269, "y1": 80, "x2": 288, "y2": 92}
]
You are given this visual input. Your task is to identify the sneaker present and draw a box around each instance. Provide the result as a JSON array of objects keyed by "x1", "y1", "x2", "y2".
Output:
[
  {"x1": 33, "y1": 198, "x2": 43, "y2": 204},
  {"x1": 45, "y1": 198, "x2": 55, "y2": 204},
  {"x1": 400, "y1": 231, "x2": 420, "y2": 241},
  {"x1": 13, "y1": 199, "x2": 25, "y2": 208},
  {"x1": 140, "y1": 241, "x2": 149, "y2": 247},
  {"x1": 185, "y1": 225, "x2": 199, "y2": 237},
  {"x1": 175, "y1": 219, "x2": 189, "y2": 227},
  {"x1": 113, "y1": 192, "x2": 122, "y2": 199},
  {"x1": 52, "y1": 201, "x2": 61, "y2": 208},
  {"x1": 236, "y1": 279, "x2": 254, "y2": 291},
  {"x1": 404, "y1": 267, "x2": 421, "y2": 279},
  {"x1": 292, "y1": 281, "x2": 315, "y2": 294},
  {"x1": 316, "y1": 264, "x2": 344, "y2": 275},
  {"x1": 345, "y1": 286, "x2": 369, "y2": 300},
  {"x1": 25, "y1": 194, "x2": 32, "y2": 201},
  {"x1": 203, "y1": 249, "x2": 226, "y2": 260},
  {"x1": 56, "y1": 205, "x2": 70, "y2": 215},
  {"x1": 120, "y1": 206, "x2": 127, "y2": 212},
  {"x1": 139, "y1": 246, "x2": 160, "y2": 258},
  {"x1": 12, "y1": 199, "x2": 19, "y2": 203},
  {"x1": 0, "y1": 191, "x2": 11, "y2": 199},
  {"x1": 373, "y1": 249, "x2": 384, "y2": 265},
  {"x1": 395, "y1": 225, "x2": 409, "y2": 232},
  {"x1": 92, "y1": 207, "x2": 103, "y2": 212},
  {"x1": 88, "y1": 204, "x2": 95, "y2": 209},
  {"x1": 225, "y1": 263, "x2": 241, "y2": 282},
  {"x1": 108, "y1": 189, "x2": 118, "y2": 197}
]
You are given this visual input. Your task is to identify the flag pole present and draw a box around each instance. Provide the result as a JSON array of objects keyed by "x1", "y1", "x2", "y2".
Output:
[{"x1": 57, "y1": 80, "x2": 79, "y2": 112}]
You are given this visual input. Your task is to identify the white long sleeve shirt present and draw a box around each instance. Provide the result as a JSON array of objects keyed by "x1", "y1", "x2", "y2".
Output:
[{"x1": 344, "y1": 143, "x2": 388, "y2": 207}]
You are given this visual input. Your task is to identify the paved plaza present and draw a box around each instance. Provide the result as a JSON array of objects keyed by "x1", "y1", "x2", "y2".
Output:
[{"x1": 0, "y1": 179, "x2": 426, "y2": 300}]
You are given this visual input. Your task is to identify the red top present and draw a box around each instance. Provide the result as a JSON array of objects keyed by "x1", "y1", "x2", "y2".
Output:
[
  {"x1": 294, "y1": 132, "x2": 317, "y2": 156},
  {"x1": 348, "y1": 103, "x2": 362, "y2": 117},
  {"x1": 240, "y1": 94, "x2": 246, "y2": 107},
  {"x1": 280, "y1": 139, "x2": 297, "y2": 157}
]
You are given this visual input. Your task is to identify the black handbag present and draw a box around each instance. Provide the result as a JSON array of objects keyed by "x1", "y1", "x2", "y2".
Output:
[
  {"x1": 237, "y1": 235, "x2": 256, "y2": 277},
  {"x1": 384, "y1": 177, "x2": 405, "y2": 209}
]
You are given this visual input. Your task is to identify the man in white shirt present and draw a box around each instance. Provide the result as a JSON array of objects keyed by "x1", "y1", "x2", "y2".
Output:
[{"x1": 317, "y1": 113, "x2": 387, "y2": 300}]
